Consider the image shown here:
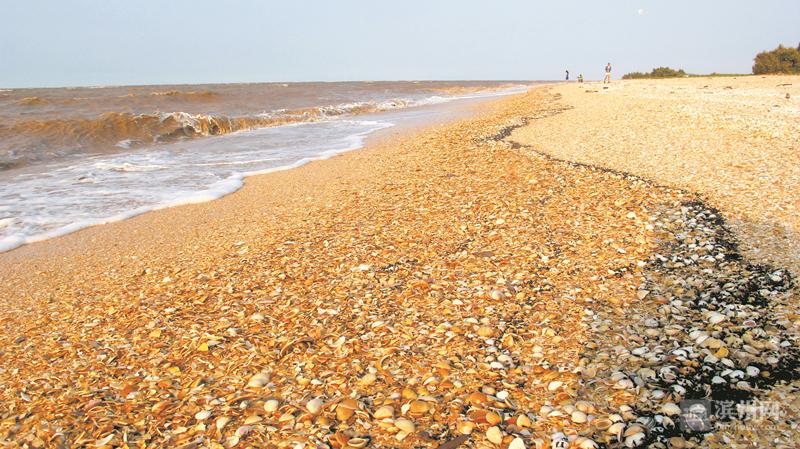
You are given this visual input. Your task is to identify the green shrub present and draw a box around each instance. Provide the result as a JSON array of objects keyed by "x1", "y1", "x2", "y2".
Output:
[
  {"x1": 752, "y1": 44, "x2": 800, "y2": 74},
  {"x1": 622, "y1": 67, "x2": 687, "y2": 79}
]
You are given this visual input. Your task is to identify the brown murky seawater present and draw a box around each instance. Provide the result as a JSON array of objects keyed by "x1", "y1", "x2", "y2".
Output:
[{"x1": 0, "y1": 81, "x2": 524, "y2": 170}]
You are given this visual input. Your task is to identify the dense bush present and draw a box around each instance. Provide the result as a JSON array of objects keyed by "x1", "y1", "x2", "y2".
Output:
[
  {"x1": 752, "y1": 44, "x2": 800, "y2": 74},
  {"x1": 622, "y1": 67, "x2": 687, "y2": 79}
]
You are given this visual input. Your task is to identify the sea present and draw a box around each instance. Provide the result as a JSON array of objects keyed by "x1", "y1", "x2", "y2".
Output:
[{"x1": 0, "y1": 81, "x2": 532, "y2": 252}]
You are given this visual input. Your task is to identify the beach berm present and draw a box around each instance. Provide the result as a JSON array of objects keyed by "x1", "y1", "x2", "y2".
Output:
[{"x1": 1, "y1": 80, "x2": 798, "y2": 448}]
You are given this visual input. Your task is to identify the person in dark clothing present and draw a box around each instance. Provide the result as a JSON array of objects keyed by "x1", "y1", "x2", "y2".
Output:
[{"x1": 565, "y1": 70, "x2": 570, "y2": 81}]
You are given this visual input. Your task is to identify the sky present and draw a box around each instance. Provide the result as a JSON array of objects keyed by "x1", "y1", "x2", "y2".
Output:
[{"x1": 1, "y1": 0, "x2": 799, "y2": 88}]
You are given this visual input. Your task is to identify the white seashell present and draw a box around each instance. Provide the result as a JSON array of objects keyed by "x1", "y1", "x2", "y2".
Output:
[
  {"x1": 374, "y1": 405, "x2": 394, "y2": 420},
  {"x1": 608, "y1": 422, "x2": 625, "y2": 438},
  {"x1": 247, "y1": 372, "x2": 270, "y2": 388},
  {"x1": 264, "y1": 399, "x2": 280, "y2": 413},
  {"x1": 95, "y1": 434, "x2": 114, "y2": 447},
  {"x1": 661, "y1": 402, "x2": 681, "y2": 416},
  {"x1": 574, "y1": 437, "x2": 598, "y2": 449},
  {"x1": 496, "y1": 390, "x2": 509, "y2": 400},
  {"x1": 707, "y1": 311, "x2": 727, "y2": 325},
  {"x1": 306, "y1": 397, "x2": 323, "y2": 415},
  {"x1": 746, "y1": 366, "x2": 760, "y2": 377},
  {"x1": 571, "y1": 410, "x2": 588, "y2": 423},
  {"x1": 394, "y1": 418, "x2": 415, "y2": 433},
  {"x1": 539, "y1": 405, "x2": 554, "y2": 416},
  {"x1": 614, "y1": 378, "x2": 634, "y2": 390},
  {"x1": 550, "y1": 432, "x2": 568, "y2": 449},
  {"x1": 508, "y1": 437, "x2": 527, "y2": 449},
  {"x1": 624, "y1": 432, "x2": 645, "y2": 448},
  {"x1": 547, "y1": 381, "x2": 564, "y2": 391},
  {"x1": 216, "y1": 416, "x2": 231, "y2": 430},
  {"x1": 194, "y1": 410, "x2": 212, "y2": 421}
]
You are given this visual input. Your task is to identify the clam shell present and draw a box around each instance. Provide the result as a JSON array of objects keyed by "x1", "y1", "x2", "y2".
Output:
[
  {"x1": 486, "y1": 426, "x2": 503, "y2": 444},
  {"x1": 394, "y1": 418, "x2": 415, "y2": 433}
]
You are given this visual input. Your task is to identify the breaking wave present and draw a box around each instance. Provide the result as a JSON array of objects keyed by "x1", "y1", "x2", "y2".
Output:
[{"x1": 0, "y1": 94, "x2": 495, "y2": 170}]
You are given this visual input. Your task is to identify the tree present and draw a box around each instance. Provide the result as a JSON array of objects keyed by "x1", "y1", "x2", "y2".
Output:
[{"x1": 752, "y1": 44, "x2": 800, "y2": 74}]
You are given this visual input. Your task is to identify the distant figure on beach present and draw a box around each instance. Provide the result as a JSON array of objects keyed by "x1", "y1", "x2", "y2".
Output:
[
  {"x1": 578, "y1": 74, "x2": 584, "y2": 83},
  {"x1": 565, "y1": 70, "x2": 569, "y2": 81},
  {"x1": 604, "y1": 63, "x2": 612, "y2": 83}
]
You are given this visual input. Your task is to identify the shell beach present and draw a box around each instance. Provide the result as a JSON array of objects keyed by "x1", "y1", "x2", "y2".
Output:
[{"x1": 2, "y1": 77, "x2": 799, "y2": 449}]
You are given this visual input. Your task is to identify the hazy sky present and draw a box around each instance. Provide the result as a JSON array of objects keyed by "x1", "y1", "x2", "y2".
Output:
[{"x1": 2, "y1": 0, "x2": 798, "y2": 87}]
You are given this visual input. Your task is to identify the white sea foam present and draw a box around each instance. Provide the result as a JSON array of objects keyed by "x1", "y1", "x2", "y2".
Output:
[{"x1": 0, "y1": 119, "x2": 393, "y2": 253}]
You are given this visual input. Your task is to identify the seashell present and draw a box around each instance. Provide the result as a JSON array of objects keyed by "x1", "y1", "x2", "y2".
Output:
[
  {"x1": 486, "y1": 426, "x2": 503, "y2": 445},
  {"x1": 516, "y1": 414, "x2": 532, "y2": 428},
  {"x1": 194, "y1": 410, "x2": 212, "y2": 421},
  {"x1": 539, "y1": 405, "x2": 554, "y2": 416},
  {"x1": 573, "y1": 437, "x2": 598, "y2": 449},
  {"x1": 661, "y1": 402, "x2": 681, "y2": 416},
  {"x1": 623, "y1": 424, "x2": 645, "y2": 437},
  {"x1": 613, "y1": 378, "x2": 634, "y2": 390},
  {"x1": 592, "y1": 418, "x2": 612, "y2": 431},
  {"x1": 624, "y1": 432, "x2": 645, "y2": 448},
  {"x1": 478, "y1": 326, "x2": 496, "y2": 337},
  {"x1": 467, "y1": 391, "x2": 489, "y2": 406},
  {"x1": 244, "y1": 415, "x2": 262, "y2": 425},
  {"x1": 408, "y1": 400, "x2": 430, "y2": 416},
  {"x1": 95, "y1": 434, "x2": 114, "y2": 447},
  {"x1": 668, "y1": 437, "x2": 687, "y2": 448},
  {"x1": 359, "y1": 372, "x2": 377, "y2": 386},
  {"x1": 216, "y1": 416, "x2": 232, "y2": 430},
  {"x1": 467, "y1": 408, "x2": 489, "y2": 423},
  {"x1": 224, "y1": 436, "x2": 239, "y2": 448},
  {"x1": 347, "y1": 437, "x2": 369, "y2": 449},
  {"x1": 607, "y1": 422, "x2": 625, "y2": 438},
  {"x1": 235, "y1": 426, "x2": 252, "y2": 438},
  {"x1": 374, "y1": 405, "x2": 394, "y2": 420},
  {"x1": 575, "y1": 401, "x2": 594, "y2": 413},
  {"x1": 394, "y1": 418, "x2": 415, "y2": 433},
  {"x1": 264, "y1": 399, "x2": 280, "y2": 413},
  {"x1": 707, "y1": 311, "x2": 727, "y2": 325},
  {"x1": 151, "y1": 401, "x2": 169, "y2": 414},
  {"x1": 247, "y1": 372, "x2": 271, "y2": 388},
  {"x1": 547, "y1": 381, "x2": 564, "y2": 391},
  {"x1": 486, "y1": 411, "x2": 502, "y2": 425},
  {"x1": 496, "y1": 390, "x2": 509, "y2": 401},
  {"x1": 402, "y1": 388, "x2": 418, "y2": 400},
  {"x1": 550, "y1": 432, "x2": 568, "y2": 449},
  {"x1": 306, "y1": 397, "x2": 324, "y2": 415},
  {"x1": 336, "y1": 398, "x2": 359, "y2": 421},
  {"x1": 458, "y1": 421, "x2": 475, "y2": 435},
  {"x1": 489, "y1": 289, "x2": 506, "y2": 300},
  {"x1": 508, "y1": 437, "x2": 526, "y2": 449},
  {"x1": 571, "y1": 410, "x2": 587, "y2": 423}
]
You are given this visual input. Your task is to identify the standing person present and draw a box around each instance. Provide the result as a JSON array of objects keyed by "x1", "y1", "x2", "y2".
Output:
[
  {"x1": 578, "y1": 74, "x2": 584, "y2": 83},
  {"x1": 565, "y1": 69, "x2": 570, "y2": 81},
  {"x1": 603, "y1": 62, "x2": 612, "y2": 83}
]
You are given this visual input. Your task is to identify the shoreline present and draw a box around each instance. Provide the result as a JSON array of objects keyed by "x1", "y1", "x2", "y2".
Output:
[
  {"x1": 1, "y1": 81, "x2": 798, "y2": 448},
  {"x1": 0, "y1": 87, "x2": 533, "y2": 257}
]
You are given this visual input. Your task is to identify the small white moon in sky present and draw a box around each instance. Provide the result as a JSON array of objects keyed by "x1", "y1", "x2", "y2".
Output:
[{"x1": 638, "y1": 8, "x2": 647, "y2": 16}]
